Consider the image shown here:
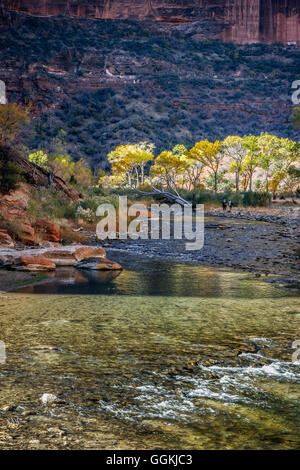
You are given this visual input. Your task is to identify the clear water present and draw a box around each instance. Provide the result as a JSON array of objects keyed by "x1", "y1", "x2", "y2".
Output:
[{"x1": 0, "y1": 255, "x2": 299, "y2": 449}]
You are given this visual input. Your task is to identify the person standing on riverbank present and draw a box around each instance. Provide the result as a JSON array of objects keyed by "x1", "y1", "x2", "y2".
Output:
[
  {"x1": 222, "y1": 199, "x2": 227, "y2": 211},
  {"x1": 228, "y1": 200, "x2": 232, "y2": 212}
]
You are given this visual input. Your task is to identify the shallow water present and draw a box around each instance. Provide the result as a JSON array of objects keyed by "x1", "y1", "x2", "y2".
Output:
[{"x1": 0, "y1": 256, "x2": 299, "y2": 449}]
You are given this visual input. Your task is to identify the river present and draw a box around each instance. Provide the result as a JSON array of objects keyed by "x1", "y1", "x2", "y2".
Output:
[{"x1": 0, "y1": 253, "x2": 299, "y2": 449}]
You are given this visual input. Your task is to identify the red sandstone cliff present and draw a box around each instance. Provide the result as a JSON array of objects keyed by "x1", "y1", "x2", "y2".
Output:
[{"x1": 1, "y1": 1, "x2": 300, "y2": 45}]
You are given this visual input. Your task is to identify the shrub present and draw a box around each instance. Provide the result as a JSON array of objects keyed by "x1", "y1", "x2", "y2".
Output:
[
  {"x1": 27, "y1": 187, "x2": 77, "y2": 221},
  {"x1": 76, "y1": 206, "x2": 96, "y2": 223},
  {"x1": 0, "y1": 162, "x2": 25, "y2": 192},
  {"x1": 0, "y1": 216, "x2": 26, "y2": 241},
  {"x1": 179, "y1": 189, "x2": 271, "y2": 207},
  {"x1": 242, "y1": 191, "x2": 271, "y2": 207}
]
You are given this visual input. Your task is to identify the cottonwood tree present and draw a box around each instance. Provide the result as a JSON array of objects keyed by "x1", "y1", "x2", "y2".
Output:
[
  {"x1": 269, "y1": 139, "x2": 300, "y2": 198},
  {"x1": 28, "y1": 150, "x2": 49, "y2": 169},
  {"x1": 48, "y1": 154, "x2": 74, "y2": 182},
  {"x1": 0, "y1": 103, "x2": 30, "y2": 145},
  {"x1": 242, "y1": 135, "x2": 260, "y2": 191},
  {"x1": 150, "y1": 150, "x2": 189, "y2": 192},
  {"x1": 108, "y1": 142, "x2": 155, "y2": 187},
  {"x1": 283, "y1": 166, "x2": 300, "y2": 201},
  {"x1": 189, "y1": 140, "x2": 223, "y2": 192},
  {"x1": 73, "y1": 158, "x2": 93, "y2": 186},
  {"x1": 257, "y1": 134, "x2": 282, "y2": 191},
  {"x1": 177, "y1": 145, "x2": 204, "y2": 190},
  {"x1": 222, "y1": 135, "x2": 246, "y2": 192}
]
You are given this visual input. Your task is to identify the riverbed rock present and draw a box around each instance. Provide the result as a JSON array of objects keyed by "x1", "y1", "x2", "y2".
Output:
[
  {"x1": 0, "y1": 254, "x2": 12, "y2": 267},
  {"x1": 74, "y1": 246, "x2": 106, "y2": 261},
  {"x1": 13, "y1": 256, "x2": 56, "y2": 271},
  {"x1": 40, "y1": 393, "x2": 58, "y2": 406},
  {"x1": 43, "y1": 249, "x2": 78, "y2": 266},
  {"x1": 42, "y1": 246, "x2": 106, "y2": 265},
  {"x1": 75, "y1": 257, "x2": 122, "y2": 271},
  {"x1": 38, "y1": 240, "x2": 62, "y2": 248},
  {"x1": 0, "y1": 230, "x2": 14, "y2": 248},
  {"x1": 34, "y1": 218, "x2": 60, "y2": 244}
]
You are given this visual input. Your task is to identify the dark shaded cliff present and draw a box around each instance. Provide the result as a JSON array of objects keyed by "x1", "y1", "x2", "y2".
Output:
[
  {"x1": 1, "y1": 0, "x2": 300, "y2": 44},
  {"x1": 0, "y1": 15, "x2": 299, "y2": 168}
]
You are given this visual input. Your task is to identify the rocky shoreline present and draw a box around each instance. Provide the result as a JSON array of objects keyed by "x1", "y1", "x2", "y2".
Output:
[
  {"x1": 0, "y1": 245, "x2": 123, "y2": 293},
  {"x1": 205, "y1": 206, "x2": 300, "y2": 227},
  {"x1": 0, "y1": 208, "x2": 299, "y2": 293}
]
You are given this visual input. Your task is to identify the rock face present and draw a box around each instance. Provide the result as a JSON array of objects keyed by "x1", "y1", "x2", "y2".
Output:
[
  {"x1": 0, "y1": 229, "x2": 14, "y2": 247},
  {"x1": 222, "y1": 0, "x2": 300, "y2": 45},
  {"x1": 1, "y1": 0, "x2": 300, "y2": 44},
  {"x1": 0, "y1": 185, "x2": 61, "y2": 246},
  {"x1": 0, "y1": 185, "x2": 35, "y2": 245},
  {"x1": 34, "y1": 219, "x2": 60, "y2": 244}
]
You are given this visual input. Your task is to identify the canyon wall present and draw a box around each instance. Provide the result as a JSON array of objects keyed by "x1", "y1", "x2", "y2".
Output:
[{"x1": 1, "y1": 1, "x2": 300, "y2": 44}]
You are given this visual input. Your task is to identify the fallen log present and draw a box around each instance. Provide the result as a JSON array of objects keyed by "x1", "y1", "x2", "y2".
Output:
[{"x1": 137, "y1": 187, "x2": 192, "y2": 207}]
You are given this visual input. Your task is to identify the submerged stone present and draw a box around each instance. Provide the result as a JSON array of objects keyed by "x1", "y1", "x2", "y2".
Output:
[{"x1": 75, "y1": 257, "x2": 122, "y2": 271}]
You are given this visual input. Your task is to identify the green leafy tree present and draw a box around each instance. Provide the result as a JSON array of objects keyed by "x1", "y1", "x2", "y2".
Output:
[{"x1": 28, "y1": 150, "x2": 49, "y2": 169}]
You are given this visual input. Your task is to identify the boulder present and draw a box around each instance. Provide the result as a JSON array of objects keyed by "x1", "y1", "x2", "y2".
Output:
[
  {"x1": 75, "y1": 257, "x2": 122, "y2": 271},
  {"x1": 41, "y1": 246, "x2": 106, "y2": 266},
  {"x1": 38, "y1": 240, "x2": 61, "y2": 248},
  {"x1": 19, "y1": 223, "x2": 35, "y2": 246},
  {"x1": 42, "y1": 249, "x2": 78, "y2": 266},
  {"x1": 74, "y1": 246, "x2": 106, "y2": 261},
  {"x1": 0, "y1": 255, "x2": 13, "y2": 267},
  {"x1": 13, "y1": 256, "x2": 56, "y2": 271},
  {"x1": 0, "y1": 229, "x2": 14, "y2": 248},
  {"x1": 34, "y1": 219, "x2": 60, "y2": 243}
]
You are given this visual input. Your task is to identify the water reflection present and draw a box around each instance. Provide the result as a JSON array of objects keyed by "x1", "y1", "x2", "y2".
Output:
[{"x1": 15, "y1": 255, "x2": 294, "y2": 299}]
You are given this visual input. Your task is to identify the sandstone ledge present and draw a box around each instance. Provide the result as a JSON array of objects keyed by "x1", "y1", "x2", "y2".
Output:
[{"x1": 0, "y1": 245, "x2": 122, "y2": 272}]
